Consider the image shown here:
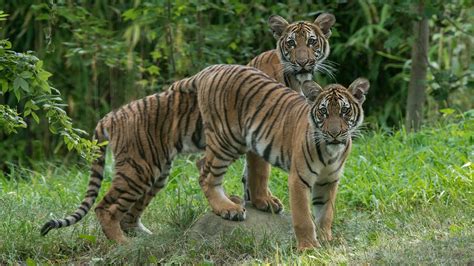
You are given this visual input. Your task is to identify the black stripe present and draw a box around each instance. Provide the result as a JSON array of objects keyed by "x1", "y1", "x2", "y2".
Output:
[
  {"x1": 82, "y1": 201, "x2": 91, "y2": 209},
  {"x1": 116, "y1": 172, "x2": 145, "y2": 196},
  {"x1": 303, "y1": 142, "x2": 319, "y2": 176},
  {"x1": 262, "y1": 138, "x2": 273, "y2": 162},
  {"x1": 314, "y1": 179, "x2": 339, "y2": 186},
  {"x1": 88, "y1": 180, "x2": 101, "y2": 189},
  {"x1": 86, "y1": 189, "x2": 98, "y2": 198},
  {"x1": 91, "y1": 168, "x2": 104, "y2": 180},
  {"x1": 79, "y1": 206, "x2": 88, "y2": 213},
  {"x1": 312, "y1": 199, "x2": 328, "y2": 205},
  {"x1": 192, "y1": 114, "x2": 204, "y2": 149},
  {"x1": 298, "y1": 173, "x2": 311, "y2": 189},
  {"x1": 316, "y1": 142, "x2": 326, "y2": 166}
]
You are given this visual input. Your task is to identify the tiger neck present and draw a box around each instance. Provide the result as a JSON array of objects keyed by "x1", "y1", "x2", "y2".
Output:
[
  {"x1": 304, "y1": 126, "x2": 352, "y2": 167},
  {"x1": 277, "y1": 57, "x2": 314, "y2": 94}
]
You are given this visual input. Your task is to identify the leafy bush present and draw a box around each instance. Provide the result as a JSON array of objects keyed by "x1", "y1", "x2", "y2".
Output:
[{"x1": 0, "y1": 11, "x2": 100, "y2": 163}]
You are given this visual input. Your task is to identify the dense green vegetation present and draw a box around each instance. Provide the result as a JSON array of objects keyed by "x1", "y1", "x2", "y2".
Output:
[
  {"x1": 0, "y1": 1, "x2": 472, "y2": 165},
  {"x1": 1, "y1": 117, "x2": 472, "y2": 264},
  {"x1": 0, "y1": 1, "x2": 472, "y2": 264}
]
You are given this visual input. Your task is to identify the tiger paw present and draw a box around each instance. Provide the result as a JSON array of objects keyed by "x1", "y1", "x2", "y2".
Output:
[
  {"x1": 120, "y1": 219, "x2": 153, "y2": 236},
  {"x1": 297, "y1": 239, "x2": 321, "y2": 251},
  {"x1": 317, "y1": 229, "x2": 333, "y2": 242},
  {"x1": 214, "y1": 203, "x2": 246, "y2": 221},
  {"x1": 252, "y1": 195, "x2": 283, "y2": 214}
]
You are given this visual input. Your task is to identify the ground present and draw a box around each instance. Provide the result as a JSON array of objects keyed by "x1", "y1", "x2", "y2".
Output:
[{"x1": 0, "y1": 118, "x2": 472, "y2": 264}]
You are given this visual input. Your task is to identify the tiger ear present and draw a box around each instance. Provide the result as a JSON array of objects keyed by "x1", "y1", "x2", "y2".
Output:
[
  {"x1": 348, "y1": 78, "x2": 370, "y2": 104},
  {"x1": 268, "y1": 15, "x2": 289, "y2": 39},
  {"x1": 314, "y1": 13, "x2": 336, "y2": 38},
  {"x1": 301, "y1": 80, "x2": 323, "y2": 103}
]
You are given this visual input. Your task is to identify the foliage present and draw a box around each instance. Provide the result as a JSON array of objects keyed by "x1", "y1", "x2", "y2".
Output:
[
  {"x1": 0, "y1": 1, "x2": 472, "y2": 164},
  {"x1": 0, "y1": 12, "x2": 100, "y2": 162},
  {"x1": 0, "y1": 120, "x2": 472, "y2": 264}
]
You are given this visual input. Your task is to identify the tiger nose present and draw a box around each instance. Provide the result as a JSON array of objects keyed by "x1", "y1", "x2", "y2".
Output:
[
  {"x1": 328, "y1": 130, "x2": 340, "y2": 138},
  {"x1": 297, "y1": 58, "x2": 309, "y2": 67},
  {"x1": 328, "y1": 124, "x2": 341, "y2": 138}
]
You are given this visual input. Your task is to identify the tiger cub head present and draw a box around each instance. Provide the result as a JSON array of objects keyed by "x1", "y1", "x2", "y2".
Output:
[
  {"x1": 301, "y1": 79, "x2": 370, "y2": 147},
  {"x1": 269, "y1": 13, "x2": 336, "y2": 78}
]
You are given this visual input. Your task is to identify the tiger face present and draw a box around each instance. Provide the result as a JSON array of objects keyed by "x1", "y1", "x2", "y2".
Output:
[
  {"x1": 302, "y1": 79, "x2": 370, "y2": 147},
  {"x1": 269, "y1": 13, "x2": 335, "y2": 78}
]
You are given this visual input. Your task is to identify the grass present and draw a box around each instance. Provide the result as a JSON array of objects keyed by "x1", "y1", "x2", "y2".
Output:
[{"x1": 0, "y1": 117, "x2": 473, "y2": 264}]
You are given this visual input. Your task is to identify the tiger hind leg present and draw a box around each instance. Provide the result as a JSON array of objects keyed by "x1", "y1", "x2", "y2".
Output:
[
  {"x1": 199, "y1": 150, "x2": 246, "y2": 221},
  {"x1": 120, "y1": 163, "x2": 171, "y2": 235},
  {"x1": 95, "y1": 163, "x2": 153, "y2": 243}
]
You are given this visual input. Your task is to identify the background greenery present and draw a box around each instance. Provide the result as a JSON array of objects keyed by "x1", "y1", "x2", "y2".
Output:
[
  {"x1": 0, "y1": 0, "x2": 472, "y2": 166},
  {"x1": 0, "y1": 1, "x2": 473, "y2": 264}
]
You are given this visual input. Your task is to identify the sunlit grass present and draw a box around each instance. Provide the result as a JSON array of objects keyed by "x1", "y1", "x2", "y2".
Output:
[{"x1": 0, "y1": 118, "x2": 472, "y2": 264}]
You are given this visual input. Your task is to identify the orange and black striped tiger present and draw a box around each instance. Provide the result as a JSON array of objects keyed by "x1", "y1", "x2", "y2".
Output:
[
  {"x1": 40, "y1": 13, "x2": 337, "y2": 243},
  {"x1": 41, "y1": 77, "x2": 205, "y2": 243},
  {"x1": 243, "y1": 13, "x2": 336, "y2": 213},
  {"x1": 188, "y1": 64, "x2": 368, "y2": 250}
]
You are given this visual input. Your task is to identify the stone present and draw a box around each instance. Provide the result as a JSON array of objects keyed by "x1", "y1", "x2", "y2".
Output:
[{"x1": 187, "y1": 203, "x2": 293, "y2": 243}]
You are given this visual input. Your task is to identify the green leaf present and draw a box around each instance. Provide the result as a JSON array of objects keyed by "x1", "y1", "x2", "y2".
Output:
[
  {"x1": 14, "y1": 88, "x2": 21, "y2": 101},
  {"x1": 0, "y1": 79, "x2": 7, "y2": 93},
  {"x1": 123, "y1": 8, "x2": 139, "y2": 21},
  {"x1": 440, "y1": 108, "x2": 455, "y2": 116},
  {"x1": 20, "y1": 71, "x2": 33, "y2": 79},
  {"x1": 13, "y1": 77, "x2": 21, "y2": 90},
  {"x1": 31, "y1": 112, "x2": 40, "y2": 124},
  {"x1": 38, "y1": 70, "x2": 52, "y2": 81},
  {"x1": 78, "y1": 234, "x2": 97, "y2": 243},
  {"x1": 36, "y1": 60, "x2": 44, "y2": 69},
  {"x1": 13, "y1": 77, "x2": 29, "y2": 92},
  {"x1": 25, "y1": 258, "x2": 36, "y2": 266}
]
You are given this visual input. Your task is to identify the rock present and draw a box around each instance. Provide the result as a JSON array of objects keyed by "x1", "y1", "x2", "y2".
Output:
[{"x1": 187, "y1": 203, "x2": 293, "y2": 243}]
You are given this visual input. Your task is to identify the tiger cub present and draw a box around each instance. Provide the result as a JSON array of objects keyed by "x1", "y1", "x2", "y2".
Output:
[
  {"x1": 243, "y1": 13, "x2": 336, "y2": 213},
  {"x1": 41, "y1": 77, "x2": 205, "y2": 243},
  {"x1": 191, "y1": 65, "x2": 369, "y2": 250}
]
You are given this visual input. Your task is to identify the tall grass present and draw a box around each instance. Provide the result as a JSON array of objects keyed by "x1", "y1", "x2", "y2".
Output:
[{"x1": 0, "y1": 118, "x2": 472, "y2": 264}]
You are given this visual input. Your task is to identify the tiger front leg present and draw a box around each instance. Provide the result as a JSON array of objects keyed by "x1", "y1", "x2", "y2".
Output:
[
  {"x1": 289, "y1": 172, "x2": 321, "y2": 251},
  {"x1": 245, "y1": 151, "x2": 283, "y2": 213},
  {"x1": 199, "y1": 150, "x2": 246, "y2": 221},
  {"x1": 312, "y1": 180, "x2": 339, "y2": 242}
]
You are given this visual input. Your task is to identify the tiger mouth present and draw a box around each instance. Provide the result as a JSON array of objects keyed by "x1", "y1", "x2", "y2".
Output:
[
  {"x1": 327, "y1": 140, "x2": 345, "y2": 145},
  {"x1": 295, "y1": 69, "x2": 313, "y2": 74}
]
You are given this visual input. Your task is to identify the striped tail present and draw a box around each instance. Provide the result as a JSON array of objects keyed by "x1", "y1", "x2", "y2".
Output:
[{"x1": 40, "y1": 124, "x2": 108, "y2": 236}]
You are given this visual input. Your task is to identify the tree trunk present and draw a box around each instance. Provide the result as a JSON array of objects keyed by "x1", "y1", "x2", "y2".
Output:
[{"x1": 405, "y1": 1, "x2": 429, "y2": 132}]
